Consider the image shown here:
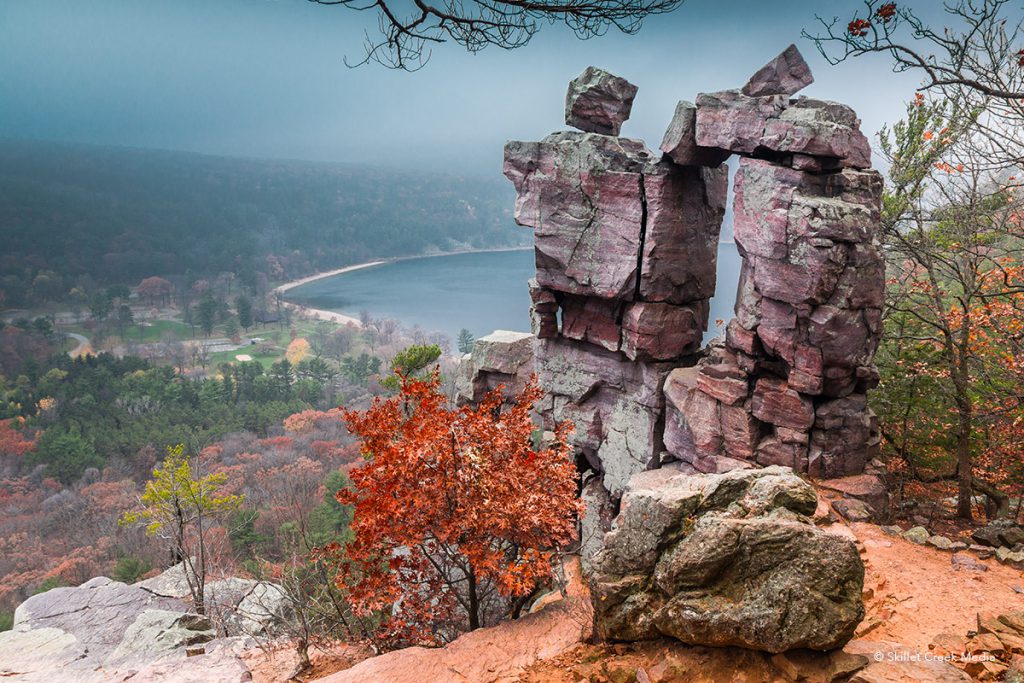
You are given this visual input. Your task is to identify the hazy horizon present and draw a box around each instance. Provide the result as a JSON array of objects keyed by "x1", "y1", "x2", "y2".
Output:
[{"x1": 1, "y1": 0, "x2": 934, "y2": 176}]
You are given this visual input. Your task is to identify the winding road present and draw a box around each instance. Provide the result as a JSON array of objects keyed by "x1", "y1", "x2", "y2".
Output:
[{"x1": 66, "y1": 332, "x2": 91, "y2": 358}]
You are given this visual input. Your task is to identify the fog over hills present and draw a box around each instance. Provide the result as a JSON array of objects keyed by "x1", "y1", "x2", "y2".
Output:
[{"x1": 0, "y1": 139, "x2": 525, "y2": 303}]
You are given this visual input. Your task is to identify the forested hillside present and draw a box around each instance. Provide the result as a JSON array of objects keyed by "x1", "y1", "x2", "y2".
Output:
[{"x1": 0, "y1": 140, "x2": 524, "y2": 307}]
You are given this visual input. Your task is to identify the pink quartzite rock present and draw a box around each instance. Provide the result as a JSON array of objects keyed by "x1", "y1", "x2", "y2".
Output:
[
  {"x1": 561, "y1": 295, "x2": 622, "y2": 352},
  {"x1": 808, "y1": 394, "x2": 880, "y2": 478},
  {"x1": 696, "y1": 352, "x2": 749, "y2": 406},
  {"x1": 742, "y1": 44, "x2": 814, "y2": 97},
  {"x1": 535, "y1": 337, "x2": 673, "y2": 497},
  {"x1": 755, "y1": 298, "x2": 798, "y2": 366},
  {"x1": 639, "y1": 165, "x2": 727, "y2": 303},
  {"x1": 726, "y1": 320, "x2": 760, "y2": 356},
  {"x1": 751, "y1": 377, "x2": 814, "y2": 430},
  {"x1": 695, "y1": 90, "x2": 787, "y2": 155},
  {"x1": 504, "y1": 132, "x2": 725, "y2": 304},
  {"x1": 663, "y1": 366, "x2": 721, "y2": 467},
  {"x1": 729, "y1": 158, "x2": 884, "y2": 406},
  {"x1": 660, "y1": 100, "x2": 731, "y2": 167},
  {"x1": 528, "y1": 279, "x2": 559, "y2": 339},
  {"x1": 720, "y1": 401, "x2": 759, "y2": 460},
  {"x1": 808, "y1": 305, "x2": 874, "y2": 371},
  {"x1": 620, "y1": 301, "x2": 704, "y2": 361},
  {"x1": 565, "y1": 66, "x2": 638, "y2": 136},
  {"x1": 760, "y1": 99, "x2": 872, "y2": 169},
  {"x1": 733, "y1": 159, "x2": 883, "y2": 305},
  {"x1": 455, "y1": 330, "x2": 535, "y2": 406},
  {"x1": 504, "y1": 133, "x2": 648, "y2": 300},
  {"x1": 755, "y1": 433, "x2": 808, "y2": 470},
  {"x1": 694, "y1": 91, "x2": 871, "y2": 168},
  {"x1": 818, "y1": 473, "x2": 889, "y2": 516}
]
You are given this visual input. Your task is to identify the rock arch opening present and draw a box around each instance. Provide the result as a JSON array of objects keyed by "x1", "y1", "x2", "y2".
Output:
[{"x1": 463, "y1": 44, "x2": 884, "y2": 505}]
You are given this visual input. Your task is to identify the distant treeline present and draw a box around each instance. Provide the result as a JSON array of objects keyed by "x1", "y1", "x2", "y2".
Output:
[{"x1": 0, "y1": 140, "x2": 526, "y2": 307}]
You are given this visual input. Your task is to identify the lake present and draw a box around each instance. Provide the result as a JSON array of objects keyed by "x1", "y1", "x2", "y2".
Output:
[{"x1": 286, "y1": 244, "x2": 742, "y2": 347}]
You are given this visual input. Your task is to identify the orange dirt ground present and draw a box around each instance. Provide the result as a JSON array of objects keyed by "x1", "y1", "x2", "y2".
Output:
[{"x1": 245, "y1": 519, "x2": 1024, "y2": 682}]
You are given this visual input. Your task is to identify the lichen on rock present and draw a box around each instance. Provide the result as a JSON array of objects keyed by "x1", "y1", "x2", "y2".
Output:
[{"x1": 588, "y1": 466, "x2": 865, "y2": 653}]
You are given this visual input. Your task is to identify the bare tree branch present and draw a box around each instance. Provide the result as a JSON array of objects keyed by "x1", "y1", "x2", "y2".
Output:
[
  {"x1": 309, "y1": 0, "x2": 685, "y2": 69},
  {"x1": 803, "y1": 0, "x2": 1024, "y2": 101}
]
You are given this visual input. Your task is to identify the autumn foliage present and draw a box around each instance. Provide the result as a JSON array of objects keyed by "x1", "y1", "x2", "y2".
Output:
[
  {"x1": 316, "y1": 373, "x2": 580, "y2": 648},
  {"x1": 873, "y1": 93, "x2": 1024, "y2": 518},
  {"x1": 286, "y1": 337, "x2": 311, "y2": 365},
  {"x1": 0, "y1": 419, "x2": 35, "y2": 458}
]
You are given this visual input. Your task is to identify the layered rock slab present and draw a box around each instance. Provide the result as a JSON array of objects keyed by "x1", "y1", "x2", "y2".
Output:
[
  {"x1": 534, "y1": 337, "x2": 674, "y2": 497},
  {"x1": 13, "y1": 575, "x2": 188, "y2": 660},
  {"x1": 693, "y1": 91, "x2": 872, "y2": 169},
  {"x1": 588, "y1": 466, "x2": 865, "y2": 652},
  {"x1": 456, "y1": 330, "x2": 535, "y2": 405},
  {"x1": 1, "y1": 571, "x2": 257, "y2": 682}
]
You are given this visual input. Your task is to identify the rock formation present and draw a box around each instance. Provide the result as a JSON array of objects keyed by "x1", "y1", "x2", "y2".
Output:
[
  {"x1": 588, "y1": 466, "x2": 864, "y2": 652},
  {"x1": 0, "y1": 564, "x2": 287, "y2": 682},
  {"x1": 441, "y1": 45, "x2": 886, "y2": 654},
  {"x1": 564, "y1": 66, "x2": 639, "y2": 136},
  {"x1": 455, "y1": 330, "x2": 535, "y2": 405},
  {"x1": 504, "y1": 77, "x2": 727, "y2": 496},
  {"x1": 498, "y1": 44, "x2": 884, "y2": 493}
]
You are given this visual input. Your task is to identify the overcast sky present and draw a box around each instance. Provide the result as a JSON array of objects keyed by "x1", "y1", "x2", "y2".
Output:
[{"x1": 1, "y1": 0, "x2": 931, "y2": 175}]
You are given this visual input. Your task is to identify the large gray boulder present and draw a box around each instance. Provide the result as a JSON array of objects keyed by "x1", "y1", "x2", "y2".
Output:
[
  {"x1": 0, "y1": 566, "x2": 278, "y2": 681},
  {"x1": 135, "y1": 560, "x2": 193, "y2": 598},
  {"x1": 0, "y1": 627, "x2": 88, "y2": 681},
  {"x1": 13, "y1": 576, "x2": 187, "y2": 660},
  {"x1": 206, "y1": 576, "x2": 290, "y2": 636},
  {"x1": 587, "y1": 466, "x2": 865, "y2": 652},
  {"x1": 565, "y1": 66, "x2": 638, "y2": 136}
]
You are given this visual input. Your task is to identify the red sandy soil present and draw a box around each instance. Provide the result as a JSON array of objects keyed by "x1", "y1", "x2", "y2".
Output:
[
  {"x1": 243, "y1": 642, "x2": 373, "y2": 683},
  {"x1": 247, "y1": 519, "x2": 1023, "y2": 682},
  {"x1": 848, "y1": 521, "x2": 1024, "y2": 651}
]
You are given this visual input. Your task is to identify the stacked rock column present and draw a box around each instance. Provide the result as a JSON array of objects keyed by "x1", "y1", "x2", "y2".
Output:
[
  {"x1": 503, "y1": 68, "x2": 727, "y2": 498},
  {"x1": 499, "y1": 46, "x2": 886, "y2": 504},
  {"x1": 661, "y1": 46, "x2": 885, "y2": 478}
]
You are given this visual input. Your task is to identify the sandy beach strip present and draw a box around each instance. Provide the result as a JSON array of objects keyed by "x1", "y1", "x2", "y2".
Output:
[
  {"x1": 273, "y1": 247, "x2": 532, "y2": 330},
  {"x1": 278, "y1": 301, "x2": 364, "y2": 327},
  {"x1": 273, "y1": 260, "x2": 387, "y2": 295},
  {"x1": 272, "y1": 260, "x2": 388, "y2": 328}
]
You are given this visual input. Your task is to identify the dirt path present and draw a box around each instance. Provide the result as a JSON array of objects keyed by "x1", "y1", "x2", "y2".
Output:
[
  {"x1": 279, "y1": 520, "x2": 1023, "y2": 683},
  {"x1": 850, "y1": 521, "x2": 1024, "y2": 650},
  {"x1": 66, "y1": 332, "x2": 92, "y2": 358}
]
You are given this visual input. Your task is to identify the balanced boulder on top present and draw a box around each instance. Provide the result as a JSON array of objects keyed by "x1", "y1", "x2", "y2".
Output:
[
  {"x1": 565, "y1": 66, "x2": 638, "y2": 136},
  {"x1": 742, "y1": 43, "x2": 815, "y2": 97}
]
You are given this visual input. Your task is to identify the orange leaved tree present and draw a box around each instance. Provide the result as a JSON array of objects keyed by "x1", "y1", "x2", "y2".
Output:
[{"x1": 315, "y1": 373, "x2": 580, "y2": 648}]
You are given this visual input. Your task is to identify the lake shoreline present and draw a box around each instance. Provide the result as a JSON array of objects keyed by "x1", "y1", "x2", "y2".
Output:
[{"x1": 273, "y1": 246, "x2": 533, "y2": 328}]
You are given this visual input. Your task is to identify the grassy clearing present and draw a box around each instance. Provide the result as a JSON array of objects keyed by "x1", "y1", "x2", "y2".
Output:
[
  {"x1": 208, "y1": 346, "x2": 282, "y2": 369},
  {"x1": 131, "y1": 319, "x2": 195, "y2": 343}
]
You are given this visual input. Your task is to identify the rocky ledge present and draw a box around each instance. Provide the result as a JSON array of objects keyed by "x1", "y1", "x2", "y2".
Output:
[{"x1": 0, "y1": 563, "x2": 287, "y2": 682}]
